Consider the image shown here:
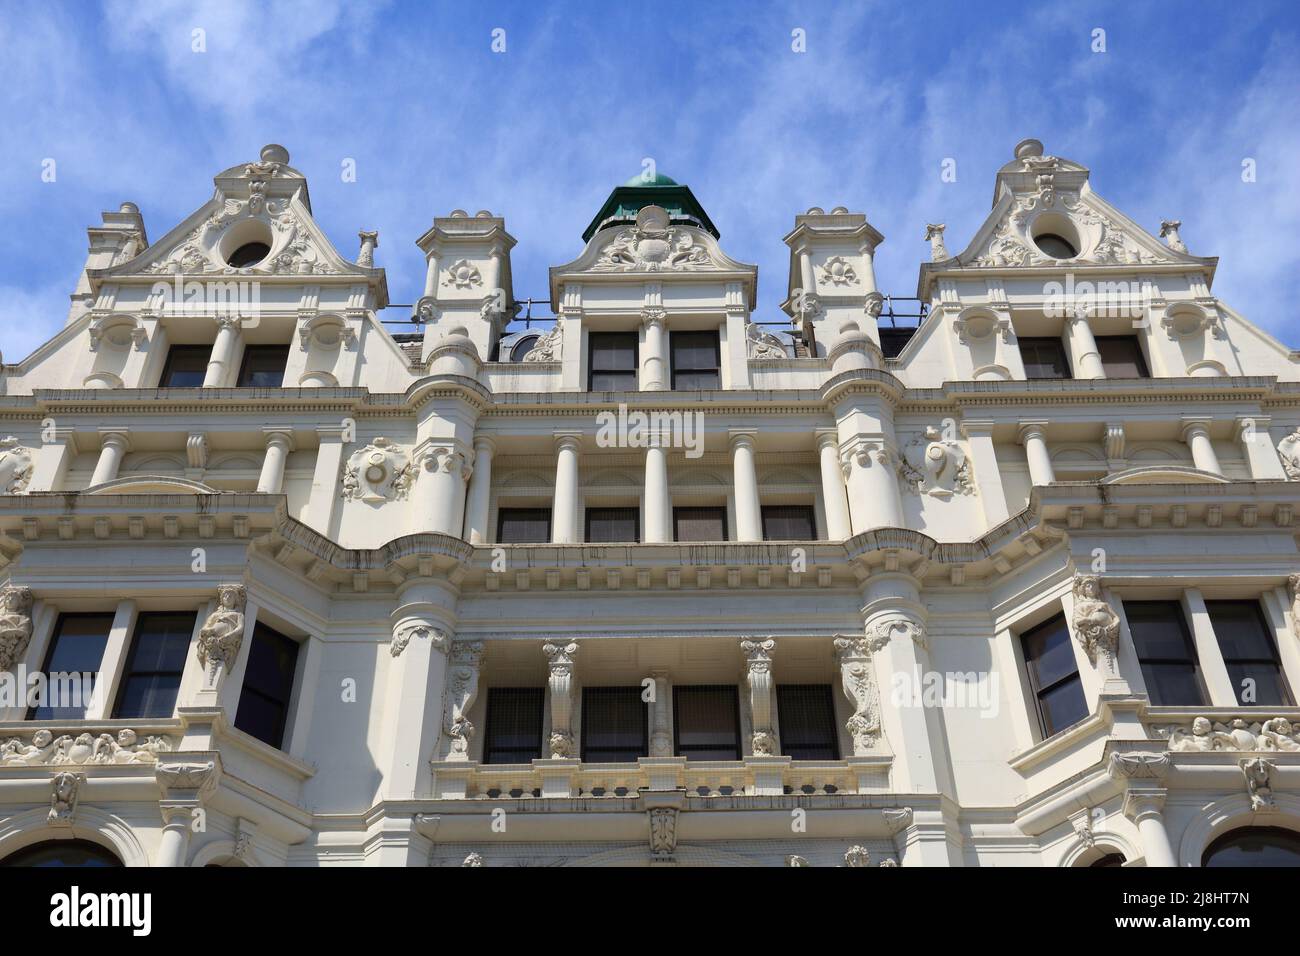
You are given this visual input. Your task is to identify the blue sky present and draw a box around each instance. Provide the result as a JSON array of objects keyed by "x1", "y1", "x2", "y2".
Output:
[{"x1": 1, "y1": 0, "x2": 1297, "y2": 360}]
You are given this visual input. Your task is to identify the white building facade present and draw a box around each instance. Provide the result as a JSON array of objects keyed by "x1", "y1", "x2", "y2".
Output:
[{"x1": 1, "y1": 140, "x2": 1299, "y2": 867}]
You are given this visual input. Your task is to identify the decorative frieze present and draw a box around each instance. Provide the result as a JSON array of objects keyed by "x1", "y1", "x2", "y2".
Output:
[
  {"x1": 1, "y1": 729, "x2": 172, "y2": 766},
  {"x1": 1163, "y1": 716, "x2": 1300, "y2": 752}
]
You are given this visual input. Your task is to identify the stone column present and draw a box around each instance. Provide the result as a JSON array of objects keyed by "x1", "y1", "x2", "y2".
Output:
[
  {"x1": 1181, "y1": 419, "x2": 1222, "y2": 475},
  {"x1": 1018, "y1": 422, "x2": 1055, "y2": 486},
  {"x1": 203, "y1": 316, "x2": 241, "y2": 388},
  {"x1": 153, "y1": 759, "x2": 218, "y2": 867},
  {"x1": 840, "y1": 436, "x2": 904, "y2": 533},
  {"x1": 644, "y1": 445, "x2": 671, "y2": 543},
  {"x1": 90, "y1": 428, "x2": 130, "y2": 486},
  {"x1": 816, "y1": 429, "x2": 852, "y2": 539},
  {"x1": 1125, "y1": 789, "x2": 1176, "y2": 867},
  {"x1": 1066, "y1": 311, "x2": 1104, "y2": 379},
  {"x1": 649, "y1": 669, "x2": 672, "y2": 757},
  {"x1": 740, "y1": 638, "x2": 777, "y2": 755},
  {"x1": 641, "y1": 307, "x2": 667, "y2": 391},
  {"x1": 381, "y1": 601, "x2": 452, "y2": 800},
  {"x1": 414, "y1": 441, "x2": 472, "y2": 536},
  {"x1": 730, "y1": 430, "x2": 763, "y2": 541},
  {"x1": 256, "y1": 428, "x2": 295, "y2": 494},
  {"x1": 552, "y1": 432, "x2": 581, "y2": 544},
  {"x1": 463, "y1": 436, "x2": 496, "y2": 544},
  {"x1": 543, "y1": 641, "x2": 580, "y2": 759}
]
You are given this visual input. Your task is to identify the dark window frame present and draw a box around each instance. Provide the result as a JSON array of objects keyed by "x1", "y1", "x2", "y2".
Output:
[
  {"x1": 496, "y1": 507, "x2": 552, "y2": 544},
  {"x1": 1018, "y1": 336, "x2": 1071, "y2": 380},
  {"x1": 1124, "y1": 600, "x2": 1209, "y2": 707},
  {"x1": 235, "y1": 344, "x2": 289, "y2": 388},
  {"x1": 775, "y1": 684, "x2": 841, "y2": 760},
  {"x1": 1020, "y1": 613, "x2": 1089, "y2": 738},
  {"x1": 669, "y1": 329, "x2": 721, "y2": 390},
  {"x1": 585, "y1": 506, "x2": 640, "y2": 543},
  {"x1": 112, "y1": 611, "x2": 198, "y2": 719},
  {"x1": 761, "y1": 504, "x2": 817, "y2": 541},
  {"x1": 1095, "y1": 335, "x2": 1150, "y2": 379},
  {"x1": 158, "y1": 345, "x2": 212, "y2": 388},
  {"x1": 27, "y1": 612, "x2": 116, "y2": 721},
  {"x1": 233, "y1": 622, "x2": 301, "y2": 750},
  {"x1": 482, "y1": 687, "x2": 545, "y2": 764},
  {"x1": 580, "y1": 686, "x2": 648, "y2": 763},
  {"x1": 1205, "y1": 599, "x2": 1295, "y2": 706},
  {"x1": 672, "y1": 684, "x2": 743, "y2": 761},
  {"x1": 587, "y1": 331, "x2": 639, "y2": 392},
  {"x1": 673, "y1": 505, "x2": 728, "y2": 542}
]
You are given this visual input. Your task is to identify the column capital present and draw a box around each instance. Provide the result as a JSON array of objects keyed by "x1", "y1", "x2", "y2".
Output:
[
  {"x1": 1017, "y1": 421, "x2": 1049, "y2": 445},
  {"x1": 1122, "y1": 787, "x2": 1168, "y2": 825},
  {"x1": 553, "y1": 431, "x2": 583, "y2": 453},
  {"x1": 472, "y1": 435, "x2": 498, "y2": 455},
  {"x1": 1180, "y1": 418, "x2": 1213, "y2": 442},
  {"x1": 728, "y1": 429, "x2": 758, "y2": 450},
  {"x1": 960, "y1": 419, "x2": 996, "y2": 439},
  {"x1": 97, "y1": 427, "x2": 132, "y2": 450},
  {"x1": 640, "y1": 306, "x2": 667, "y2": 329},
  {"x1": 261, "y1": 427, "x2": 296, "y2": 450},
  {"x1": 316, "y1": 423, "x2": 350, "y2": 441},
  {"x1": 814, "y1": 428, "x2": 840, "y2": 451}
]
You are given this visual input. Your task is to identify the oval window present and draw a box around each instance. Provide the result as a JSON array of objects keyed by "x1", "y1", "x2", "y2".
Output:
[
  {"x1": 227, "y1": 241, "x2": 271, "y2": 268},
  {"x1": 1034, "y1": 233, "x2": 1078, "y2": 259}
]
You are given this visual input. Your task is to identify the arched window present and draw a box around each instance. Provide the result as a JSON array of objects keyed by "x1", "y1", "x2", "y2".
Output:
[
  {"x1": 1203, "y1": 827, "x2": 1300, "y2": 867},
  {"x1": 2, "y1": 839, "x2": 122, "y2": 867},
  {"x1": 1089, "y1": 852, "x2": 1126, "y2": 868},
  {"x1": 510, "y1": 335, "x2": 539, "y2": 362}
]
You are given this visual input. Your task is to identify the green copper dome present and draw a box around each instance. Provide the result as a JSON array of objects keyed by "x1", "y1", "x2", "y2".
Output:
[{"x1": 582, "y1": 172, "x2": 719, "y2": 242}]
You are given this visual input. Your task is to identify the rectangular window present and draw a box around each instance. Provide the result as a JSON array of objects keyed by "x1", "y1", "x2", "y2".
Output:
[
  {"x1": 112, "y1": 612, "x2": 196, "y2": 719},
  {"x1": 233, "y1": 623, "x2": 300, "y2": 749},
  {"x1": 1096, "y1": 336, "x2": 1149, "y2": 379},
  {"x1": 585, "y1": 507, "x2": 639, "y2": 543},
  {"x1": 482, "y1": 687, "x2": 544, "y2": 764},
  {"x1": 28, "y1": 613, "x2": 114, "y2": 721},
  {"x1": 1018, "y1": 337, "x2": 1071, "y2": 380},
  {"x1": 761, "y1": 504, "x2": 816, "y2": 541},
  {"x1": 236, "y1": 345, "x2": 289, "y2": 387},
  {"x1": 1206, "y1": 600, "x2": 1294, "y2": 706},
  {"x1": 776, "y1": 684, "x2": 840, "y2": 760},
  {"x1": 497, "y1": 508, "x2": 551, "y2": 544},
  {"x1": 158, "y1": 345, "x2": 211, "y2": 388},
  {"x1": 673, "y1": 506, "x2": 727, "y2": 542},
  {"x1": 588, "y1": 332, "x2": 638, "y2": 392},
  {"x1": 670, "y1": 330, "x2": 721, "y2": 390},
  {"x1": 581, "y1": 686, "x2": 648, "y2": 763},
  {"x1": 1124, "y1": 600, "x2": 1207, "y2": 706},
  {"x1": 1021, "y1": 614, "x2": 1088, "y2": 737},
  {"x1": 673, "y1": 684, "x2": 742, "y2": 760}
]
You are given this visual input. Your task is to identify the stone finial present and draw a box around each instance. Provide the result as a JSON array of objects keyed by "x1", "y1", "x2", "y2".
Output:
[
  {"x1": 1159, "y1": 219, "x2": 1187, "y2": 253},
  {"x1": 924, "y1": 223, "x2": 948, "y2": 261},
  {"x1": 357, "y1": 230, "x2": 379, "y2": 267}
]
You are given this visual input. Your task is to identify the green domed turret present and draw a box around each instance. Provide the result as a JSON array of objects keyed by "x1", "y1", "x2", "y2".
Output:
[{"x1": 582, "y1": 171, "x2": 719, "y2": 242}]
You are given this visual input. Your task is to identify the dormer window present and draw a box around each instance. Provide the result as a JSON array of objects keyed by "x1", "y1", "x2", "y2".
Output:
[
  {"x1": 1033, "y1": 233, "x2": 1078, "y2": 260},
  {"x1": 227, "y1": 241, "x2": 271, "y2": 268}
]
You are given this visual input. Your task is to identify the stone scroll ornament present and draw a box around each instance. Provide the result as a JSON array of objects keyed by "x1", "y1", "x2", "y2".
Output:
[
  {"x1": 341, "y1": 437, "x2": 416, "y2": 503},
  {"x1": 0, "y1": 584, "x2": 34, "y2": 672},
  {"x1": 740, "y1": 637, "x2": 777, "y2": 755},
  {"x1": 197, "y1": 585, "x2": 246, "y2": 679},
  {"x1": 1071, "y1": 575, "x2": 1119, "y2": 672},
  {"x1": 543, "y1": 641, "x2": 579, "y2": 759},
  {"x1": 391, "y1": 620, "x2": 449, "y2": 658},
  {"x1": 899, "y1": 427, "x2": 973, "y2": 499},
  {"x1": 745, "y1": 320, "x2": 787, "y2": 360},
  {"x1": 443, "y1": 642, "x2": 484, "y2": 760},
  {"x1": 522, "y1": 324, "x2": 561, "y2": 363},
  {"x1": 592, "y1": 205, "x2": 712, "y2": 273}
]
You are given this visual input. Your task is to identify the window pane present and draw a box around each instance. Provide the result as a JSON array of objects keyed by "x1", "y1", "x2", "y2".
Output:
[
  {"x1": 113, "y1": 611, "x2": 196, "y2": 719},
  {"x1": 590, "y1": 371, "x2": 637, "y2": 391},
  {"x1": 1206, "y1": 601, "x2": 1279, "y2": 660},
  {"x1": 581, "y1": 687, "x2": 647, "y2": 763},
  {"x1": 761, "y1": 505, "x2": 816, "y2": 540},
  {"x1": 589, "y1": 332, "x2": 638, "y2": 391},
  {"x1": 1141, "y1": 663, "x2": 1206, "y2": 707},
  {"x1": 1125, "y1": 601, "x2": 1197, "y2": 661},
  {"x1": 1038, "y1": 678, "x2": 1088, "y2": 736},
  {"x1": 776, "y1": 685, "x2": 839, "y2": 760},
  {"x1": 1204, "y1": 827, "x2": 1300, "y2": 867},
  {"x1": 1018, "y1": 337, "x2": 1070, "y2": 380},
  {"x1": 586, "y1": 507, "x2": 639, "y2": 543},
  {"x1": 1021, "y1": 616, "x2": 1078, "y2": 689},
  {"x1": 233, "y1": 623, "x2": 300, "y2": 749},
  {"x1": 1096, "y1": 336, "x2": 1148, "y2": 379},
  {"x1": 1225, "y1": 662, "x2": 1293, "y2": 707},
  {"x1": 29, "y1": 614, "x2": 114, "y2": 720},
  {"x1": 670, "y1": 331, "x2": 720, "y2": 390},
  {"x1": 673, "y1": 685, "x2": 741, "y2": 760},
  {"x1": 236, "y1": 345, "x2": 288, "y2": 387},
  {"x1": 159, "y1": 346, "x2": 210, "y2": 388},
  {"x1": 497, "y1": 508, "x2": 551, "y2": 544},
  {"x1": 483, "y1": 687, "x2": 544, "y2": 764},
  {"x1": 674, "y1": 507, "x2": 727, "y2": 542}
]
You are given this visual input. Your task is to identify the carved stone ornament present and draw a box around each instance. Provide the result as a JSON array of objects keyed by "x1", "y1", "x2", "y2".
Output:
[
  {"x1": 899, "y1": 427, "x2": 972, "y2": 499},
  {"x1": 543, "y1": 641, "x2": 579, "y2": 759},
  {"x1": 442, "y1": 259, "x2": 483, "y2": 290},
  {"x1": 972, "y1": 192, "x2": 1161, "y2": 269},
  {"x1": 1, "y1": 728, "x2": 172, "y2": 767},
  {"x1": 1277, "y1": 431, "x2": 1300, "y2": 480},
  {"x1": 648, "y1": 806, "x2": 678, "y2": 859},
  {"x1": 1108, "y1": 752, "x2": 1170, "y2": 779},
  {"x1": 0, "y1": 437, "x2": 33, "y2": 494},
  {"x1": 786, "y1": 855, "x2": 810, "y2": 867},
  {"x1": 741, "y1": 637, "x2": 777, "y2": 755},
  {"x1": 49, "y1": 771, "x2": 83, "y2": 826},
  {"x1": 443, "y1": 641, "x2": 485, "y2": 760},
  {"x1": 1163, "y1": 716, "x2": 1300, "y2": 753},
  {"x1": 462, "y1": 851, "x2": 484, "y2": 867},
  {"x1": 925, "y1": 223, "x2": 948, "y2": 261},
  {"x1": 745, "y1": 320, "x2": 786, "y2": 360},
  {"x1": 1289, "y1": 574, "x2": 1300, "y2": 639},
  {"x1": 341, "y1": 437, "x2": 416, "y2": 503},
  {"x1": 197, "y1": 584, "x2": 245, "y2": 676},
  {"x1": 834, "y1": 633, "x2": 884, "y2": 756},
  {"x1": 818, "y1": 255, "x2": 858, "y2": 286},
  {"x1": 843, "y1": 845, "x2": 871, "y2": 867},
  {"x1": 593, "y1": 205, "x2": 712, "y2": 273},
  {"x1": 155, "y1": 760, "x2": 217, "y2": 793},
  {"x1": 0, "y1": 584, "x2": 34, "y2": 672},
  {"x1": 522, "y1": 324, "x2": 562, "y2": 363},
  {"x1": 1071, "y1": 575, "x2": 1120, "y2": 668},
  {"x1": 391, "y1": 620, "x2": 449, "y2": 658},
  {"x1": 1241, "y1": 757, "x2": 1277, "y2": 812}
]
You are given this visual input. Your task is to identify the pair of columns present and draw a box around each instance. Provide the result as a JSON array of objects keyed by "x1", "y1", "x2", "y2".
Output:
[
  {"x1": 1017, "y1": 419, "x2": 1228, "y2": 487},
  {"x1": 86, "y1": 426, "x2": 296, "y2": 492}
]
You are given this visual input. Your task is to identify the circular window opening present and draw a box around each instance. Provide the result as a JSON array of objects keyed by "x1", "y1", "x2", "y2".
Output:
[
  {"x1": 1034, "y1": 233, "x2": 1078, "y2": 260},
  {"x1": 510, "y1": 335, "x2": 539, "y2": 362},
  {"x1": 227, "y1": 242, "x2": 271, "y2": 268}
]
